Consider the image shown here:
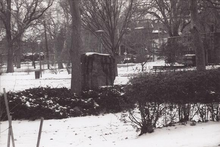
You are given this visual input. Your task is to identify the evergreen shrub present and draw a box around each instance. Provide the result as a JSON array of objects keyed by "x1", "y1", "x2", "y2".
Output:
[{"x1": 0, "y1": 86, "x2": 128, "y2": 120}]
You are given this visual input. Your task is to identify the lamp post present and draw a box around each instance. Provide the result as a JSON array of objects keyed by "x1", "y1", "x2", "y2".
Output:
[{"x1": 96, "y1": 30, "x2": 104, "y2": 53}]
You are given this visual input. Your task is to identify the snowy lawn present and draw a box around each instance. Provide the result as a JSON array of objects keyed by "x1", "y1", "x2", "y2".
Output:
[
  {"x1": 0, "y1": 60, "x2": 220, "y2": 147},
  {"x1": 0, "y1": 114, "x2": 220, "y2": 147},
  {"x1": 0, "y1": 69, "x2": 71, "y2": 93},
  {"x1": 0, "y1": 60, "x2": 165, "y2": 92}
]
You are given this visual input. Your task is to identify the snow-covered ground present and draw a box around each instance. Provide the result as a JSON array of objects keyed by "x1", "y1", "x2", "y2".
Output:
[
  {"x1": 0, "y1": 60, "x2": 166, "y2": 93},
  {"x1": 0, "y1": 114, "x2": 220, "y2": 147},
  {"x1": 0, "y1": 60, "x2": 220, "y2": 147},
  {"x1": 0, "y1": 69, "x2": 71, "y2": 93}
]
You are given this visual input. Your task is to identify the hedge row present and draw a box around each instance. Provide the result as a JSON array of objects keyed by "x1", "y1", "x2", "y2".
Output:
[
  {"x1": 125, "y1": 69, "x2": 220, "y2": 104},
  {"x1": 124, "y1": 69, "x2": 220, "y2": 135},
  {"x1": 0, "y1": 86, "x2": 128, "y2": 120}
]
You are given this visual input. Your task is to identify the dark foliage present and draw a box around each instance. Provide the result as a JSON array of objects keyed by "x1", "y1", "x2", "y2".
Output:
[
  {"x1": 125, "y1": 69, "x2": 220, "y2": 104},
  {"x1": 124, "y1": 69, "x2": 220, "y2": 135},
  {"x1": 0, "y1": 86, "x2": 130, "y2": 120}
]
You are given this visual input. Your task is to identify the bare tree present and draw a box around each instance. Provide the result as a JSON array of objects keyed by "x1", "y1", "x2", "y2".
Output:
[
  {"x1": 123, "y1": 21, "x2": 155, "y2": 71},
  {"x1": 46, "y1": 0, "x2": 72, "y2": 69},
  {"x1": 81, "y1": 0, "x2": 135, "y2": 57},
  {"x1": 199, "y1": 0, "x2": 220, "y2": 32},
  {"x1": 138, "y1": 0, "x2": 211, "y2": 70},
  {"x1": 190, "y1": 0, "x2": 206, "y2": 71},
  {"x1": 0, "y1": 0, "x2": 53, "y2": 72},
  {"x1": 137, "y1": 0, "x2": 190, "y2": 37},
  {"x1": 0, "y1": 0, "x2": 13, "y2": 72}
]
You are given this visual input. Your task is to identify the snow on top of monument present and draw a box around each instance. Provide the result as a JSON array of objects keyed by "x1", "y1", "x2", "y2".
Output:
[{"x1": 85, "y1": 52, "x2": 111, "y2": 56}]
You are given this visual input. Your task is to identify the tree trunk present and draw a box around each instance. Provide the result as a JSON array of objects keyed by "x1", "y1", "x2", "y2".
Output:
[
  {"x1": 190, "y1": 0, "x2": 206, "y2": 71},
  {"x1": 69, "y1": 0, "x2": 82, "y2": 95},
  {"x1": 58, "y1": 61, "x2": 64, "y2": 69},
  {"x1": 15, "y1": 48, "x2": 21, "y2": 69},
  {"x1": 44, "y1": 21, "x2": 50, "y2": 69},
  {"x1": 5, "y1": 0, "x2": 14, "y2": 73},
  {"x1": 15, "y1": 38, "x2": 22, "y2": 69},
  {"x1": 114, "y1": 53, "x2": 119, "y2": 76},
  {"x1": 6, "y1": 39, "x2": 14, "y2": 73}
]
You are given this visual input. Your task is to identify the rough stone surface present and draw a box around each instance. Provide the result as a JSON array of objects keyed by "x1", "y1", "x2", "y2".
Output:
[{"x1": 81, "y1": 53, "x2": 116, "y2": 90}]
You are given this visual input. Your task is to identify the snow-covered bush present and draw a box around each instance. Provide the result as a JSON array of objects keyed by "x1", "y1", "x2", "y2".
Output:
[
  {"x1": 0, "y1": 86, "x2": 127, "y2": 120},
  {"x1": 124, "y1": 69, "x2": 220, "y2": 135}
]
